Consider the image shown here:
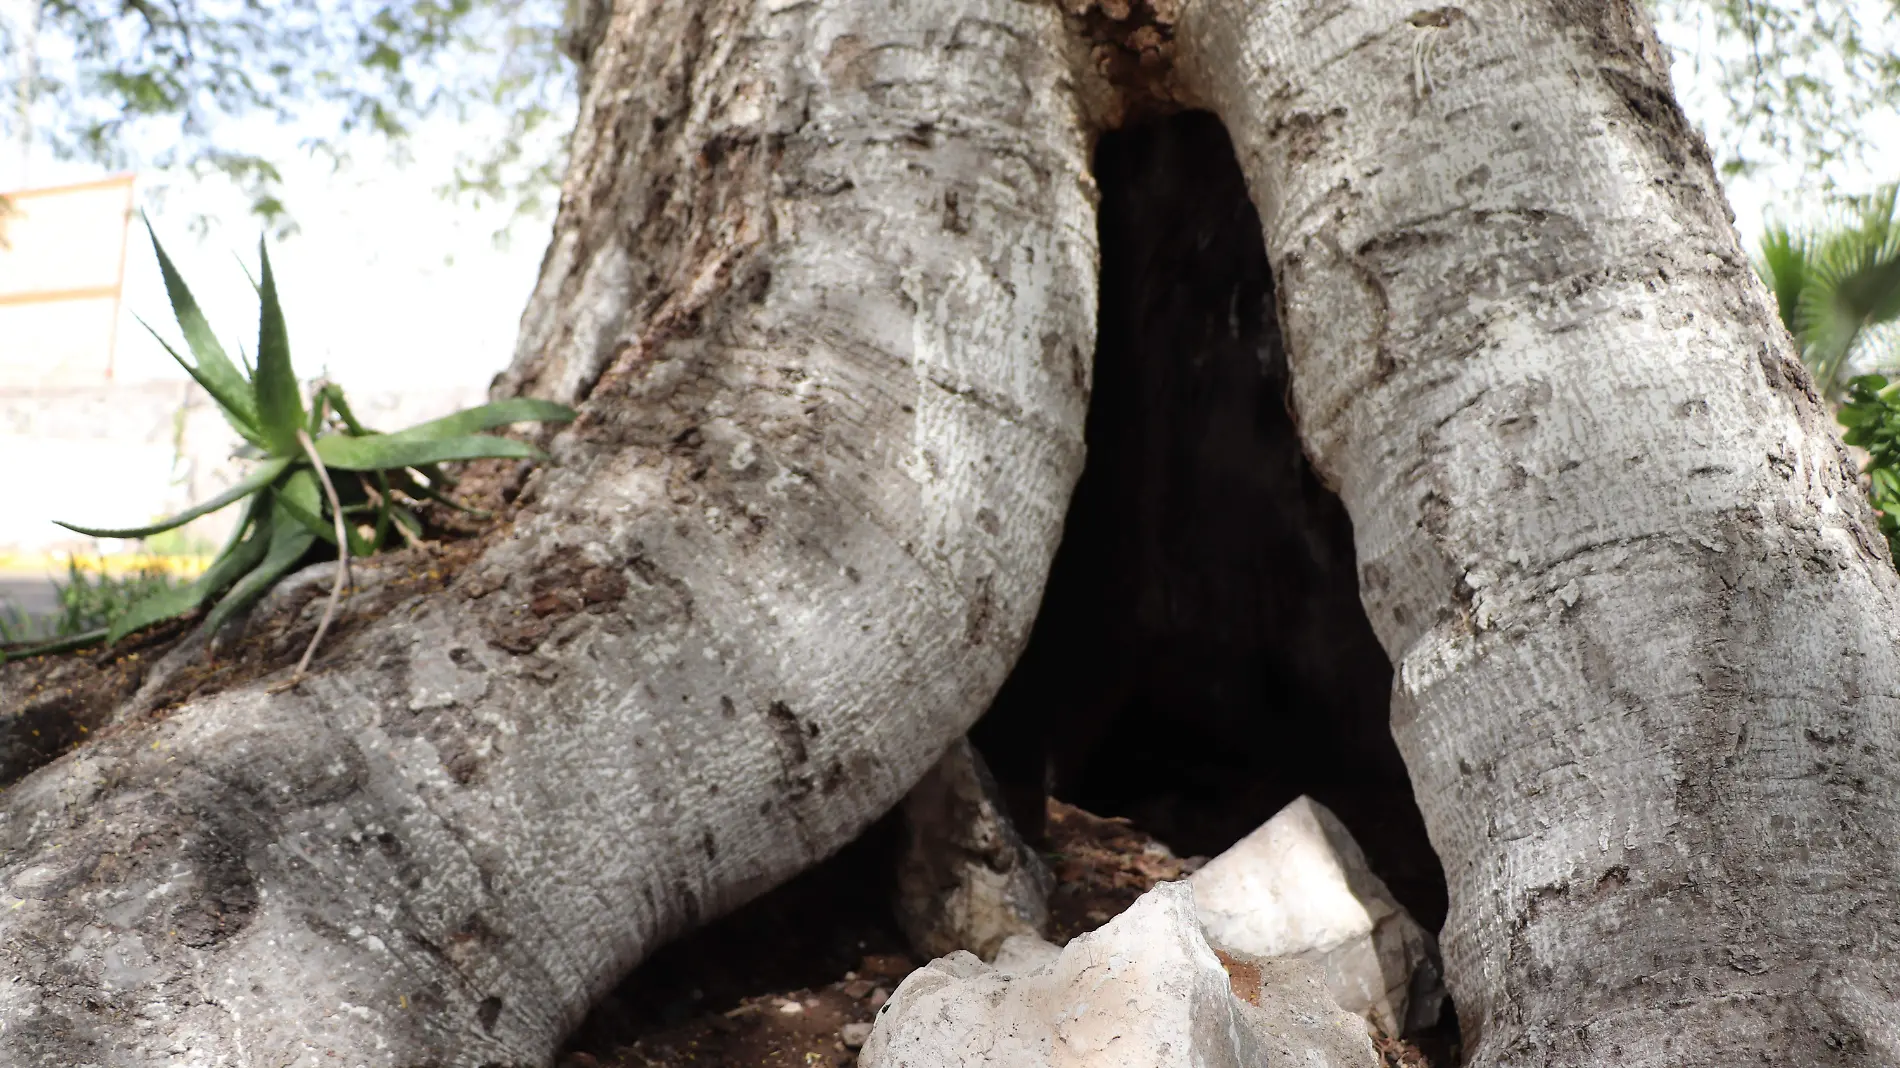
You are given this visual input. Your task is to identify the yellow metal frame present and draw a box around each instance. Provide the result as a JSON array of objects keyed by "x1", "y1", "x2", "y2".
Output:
[{"x1": 0, "y1": 173, "x2": 138, "y2": 377}]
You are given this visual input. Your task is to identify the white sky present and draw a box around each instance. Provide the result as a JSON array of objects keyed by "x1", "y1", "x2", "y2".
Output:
[
  {"x1": 3, "y1": 118, "x2": 551, "y2": 392},
  {"x1": 1654, "y1": 1, "x2": 1900, "y2": 236},
  {"x1": 1, "y1": 11, "x2": 1896, "y2": 394}
]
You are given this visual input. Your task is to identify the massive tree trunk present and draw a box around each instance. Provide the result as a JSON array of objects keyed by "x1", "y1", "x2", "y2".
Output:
[
  {"x1": 1174, "y1": 2, "x2": 1900, "y2": 1062},
  {"x1": 3, "y1": 2, "x2": 1896, "y2": 1067},
  {"x1": 1, "y1": 2, "x2": 1095, "y2": 1063}
]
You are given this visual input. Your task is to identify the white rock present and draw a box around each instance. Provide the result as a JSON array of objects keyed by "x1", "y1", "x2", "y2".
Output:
[
  {"x1": 1189, "y1": 795, "x2": 1444, "y2": 1035},
  {"x1": 858, "y1": 881, "x2": 1376, "y2": 1068},
  {"x1": 989, "y1": 932, "x2": 1059, "y2": 977},
  {"x1": 893, "y1": 738, "x2": 1052, "y2": 961}
]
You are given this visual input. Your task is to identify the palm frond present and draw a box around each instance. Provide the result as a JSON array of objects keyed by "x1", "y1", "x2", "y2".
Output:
[{"x1": 1760, "y1": 183, "x2": 1900, "y2": 396}]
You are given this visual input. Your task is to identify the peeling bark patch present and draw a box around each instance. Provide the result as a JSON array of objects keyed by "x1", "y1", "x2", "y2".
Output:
[
  {"x1": 1593, "y1": 864, "x2": 1629, "y2": 893},
  {"x1": 485, "y1": 612, "x2": 553, "y2": 655},
  {"x1": 477, "y1": 995, "x2": 503, "y2": 1034},
  {"x1": 579, "y1": 566, "x2": 631, "y2": 607},
  {"x1": 941, "y1": 188, "x2": 969, "y2": 233},
  {"x1": 1057, "y1": 0, "x2": 1181, "y2": 119},
  {"x1": 486, "y1": 544, "x2": 636, "y2": 650},
  {"x1": 766, "y1": 701, "x2": 809, "y2": 766},
  {"x1": 443, "y1": 913, "x2": 509, "y2": 970},
  {"x1": 822, "y1": 759, "x2": 847, "y2": 795},
  {"x1": 443, "y1": 744, "x2": 485, "y2": 785},
  {"x1": 964, "y1": 575, "x2": 997, "y2": 645},
  {"x1": 1264, "y1": 107, "x2": 1348, "y2": 165}
]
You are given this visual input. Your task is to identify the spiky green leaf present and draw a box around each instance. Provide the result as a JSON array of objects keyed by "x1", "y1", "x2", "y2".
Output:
[
  {"x1": 276, "y1": 468, "x2": 374, "y2": 556},
  {"x1": 140, "y1": 318, "x2": 268, "y2": 449},
  {"x1": 313, "y1": 432, "x2": 543, "y2": 472},
  {"x1": 106, "y1": 503, "x2": 276, "y2": 643},
  {"x1": 56, "y1": 456, "x2": 292, "y2": 539},
  {"x1": 377, "y1": 398, "x2": 576, "y2": 442},
  {"x1": 1757, "y1": 225, "x2": 1812, "y2": 341},
  {"x1": 252, "y1": 239, "x2": 306, "y2": 453},
  {"x1": 1, "y1": 629, "x2": 110, "y2": 661},
  {"x1": 318, "y1": 383, "x2": 373, "y2": 436},
  {"x1": 200, "y1": 506, "x2": 320, "y2": 636},
  {"x1": 146, "y1": 218, "x2": 261, "y2": 438}
]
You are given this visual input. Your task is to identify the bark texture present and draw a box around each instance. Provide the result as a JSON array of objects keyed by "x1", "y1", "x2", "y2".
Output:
[
  {"x1": 9, "y1": 0, "x2": 1899, "y2": 1064},
  {"x1": 0, "y1": 1, "x2": 1095, "y2": 1063},
  {"x1": 1175, "y1": 0, "x2": 1900, "y2": 1063}
]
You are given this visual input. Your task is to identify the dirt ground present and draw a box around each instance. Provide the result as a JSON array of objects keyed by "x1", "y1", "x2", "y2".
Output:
[{"x1": 559, "y1": 800, "x2": 1450, "y2": 1068}]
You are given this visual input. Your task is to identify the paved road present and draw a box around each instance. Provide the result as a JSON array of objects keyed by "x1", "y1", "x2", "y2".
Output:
[{"x1": 0, "y1": 576, "x2": 59, "y2": 629}]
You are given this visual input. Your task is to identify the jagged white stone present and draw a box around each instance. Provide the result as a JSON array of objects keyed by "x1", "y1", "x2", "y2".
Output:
[
  {"x1": 859, "y1": 881, "x2": 1376, "y2": 1068},
  {"x1": 1190, "y1": 796, "x2": 1443, "y2": 1035},
  {"x1": 990, "y1": 932, "x2": 1060, "y2": 978}
]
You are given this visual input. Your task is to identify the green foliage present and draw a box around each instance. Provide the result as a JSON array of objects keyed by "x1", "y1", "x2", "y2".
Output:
[
  {"x1": 2, "y1": 0, "x2": 573, "y2": 226},
  {"x1": 1840, "y1": 374, "x2": 1900, "y2": 558},
  {"x1": 0, "y1": 558, "x2": 181, "y2": 654},
  {"x1": 142, "y1": 527, "x2": 222, "y2": 559},
  {"x1": 43, "y1": 222, "x2": 576, "y2": 650},
  {"x1": 10, "y1": 0, "x2": 1883, "y2": 229},
  {"x1": 1651, "y1": 0, "x2": 1900, "y2": 188},
  {"x1": 0, "y1": 603, "x2": 30, "y2": 646},
  {"x1": 50, "y1": 559, "x2": 181, "y2": 639},
  {"x1": 1756, "y1": 184, "x2": 1900, "y2": 396}
]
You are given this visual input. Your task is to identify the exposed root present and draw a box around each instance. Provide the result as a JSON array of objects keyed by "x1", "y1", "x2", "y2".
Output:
[{"x1": 290, "y1": 429, "x2": 352, "y2": 683}]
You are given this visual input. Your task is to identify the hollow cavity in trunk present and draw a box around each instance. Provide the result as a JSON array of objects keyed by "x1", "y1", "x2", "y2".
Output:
[{"x1": 971, "y1": 110, "x2": 1448, "y2": 933}]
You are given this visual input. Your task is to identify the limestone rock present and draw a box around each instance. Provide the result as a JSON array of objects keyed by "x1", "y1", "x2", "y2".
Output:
[
  {"x1": 859, "y1": 881, "x2": 1377, "y2": 1068},
  {"x1": 990, "y1": 932, "x2": 1060, "y2": 977},
  {"x1": 894, "y1": 738, "x2": 1052, "y2": 961},
  {"x1": 1189, "y1": 795, "x2": 1445, "y2": 1035}
]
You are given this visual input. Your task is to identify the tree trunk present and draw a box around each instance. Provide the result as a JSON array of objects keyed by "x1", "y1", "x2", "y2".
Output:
[
  {"x1": 1173, "y1": 0, "x2": 1900, "y2": 1062},
  {"x1": 3, "y1": 2, "x2": 1896, "y2": 1067},
  {"x1": 0, "y1": 1, "x2": 1095, "y2": 1063}
]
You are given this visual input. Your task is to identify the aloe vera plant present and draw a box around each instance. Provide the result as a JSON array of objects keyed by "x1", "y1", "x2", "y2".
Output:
[{"x1": 2, "y1": 224, "x2": 575, "y2": 662}]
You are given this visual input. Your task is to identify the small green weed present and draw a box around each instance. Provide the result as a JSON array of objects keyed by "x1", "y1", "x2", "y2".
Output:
[
  {"x1": 0, "y1": 559, "x2": 180, "y2": 648},
  {"x1": 0, "y1": 602, "x2": 36, "y2": 645}
]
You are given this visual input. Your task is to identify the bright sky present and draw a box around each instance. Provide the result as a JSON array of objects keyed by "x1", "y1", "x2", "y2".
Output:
[
  {"x1": 0, "y1": 11, "x2": 1895, "y2": 395},
  {"x1": 2, "y1": 118, "x2": 551, "y2": 392},
  {"x1": 1654, "y1": 1, "x2": 1900, "y2": 238}
]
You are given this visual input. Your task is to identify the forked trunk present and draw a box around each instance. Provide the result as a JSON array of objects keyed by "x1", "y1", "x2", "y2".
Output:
[{"x1": 2, "y1": 1, "x2": 1895, "y2": 1065}]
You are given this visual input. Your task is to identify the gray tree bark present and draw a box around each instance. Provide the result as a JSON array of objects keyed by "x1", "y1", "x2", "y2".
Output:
[
  {"x1": 0, "y1": 1, "x2": 1094, "y2": 1063},
  {"x1": 2, "y1": 0, "x2": 1895, "y2": 1066},
  {"x1": 1175, "y1": 0, "x2": 1900, "y2": 1063}
]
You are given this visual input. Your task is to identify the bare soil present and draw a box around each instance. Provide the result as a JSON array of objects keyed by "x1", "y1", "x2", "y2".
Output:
[{"x1": 562, "y1": 800, "x2": 1445, "y2": 1068}]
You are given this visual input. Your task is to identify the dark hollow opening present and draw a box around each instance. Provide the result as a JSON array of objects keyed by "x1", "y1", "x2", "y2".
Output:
[
  {"x1": 971, "y1": 110, "x2": 1449, "y2": 934},
  {"x1": 562, "y1": 110, "x2": 1456, "y2": 1067}
]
